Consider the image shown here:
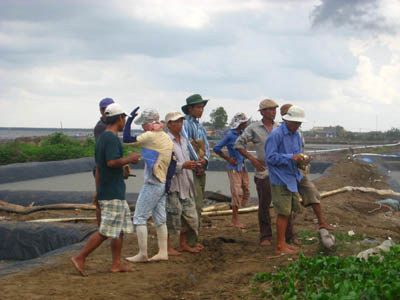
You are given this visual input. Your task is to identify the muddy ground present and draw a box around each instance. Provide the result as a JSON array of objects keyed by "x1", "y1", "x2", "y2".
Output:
[{"x1": 1, "y1": 156, "x2": 400, "y2": 300}]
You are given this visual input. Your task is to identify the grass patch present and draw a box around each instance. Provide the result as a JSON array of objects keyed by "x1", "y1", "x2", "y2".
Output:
[
  {"x1": 0, "y1": 132, "x2": 141, "y2": 165},
  {"x1": 250, "y1": 246, "x2": 400, "y2": 300}
]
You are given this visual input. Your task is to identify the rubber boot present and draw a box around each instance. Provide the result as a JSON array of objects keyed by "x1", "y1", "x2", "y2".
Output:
[
  {"x1": 150, "y1": 224, "x2": 168, "y2": 261},
  {"x1": 126, "y1": 225, "x2": 149, "y2": 262}
]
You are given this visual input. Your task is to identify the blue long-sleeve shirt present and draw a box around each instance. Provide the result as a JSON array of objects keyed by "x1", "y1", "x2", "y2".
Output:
[
  {"x1": 182, "y1": 115, "x2": 210, "y2": 163},
  {"x1": 265, "y1": 122, "x2": 303, "y2": 192},
  {"x1": 213, "y1": 129, "x2": 247, "y2": 171}
]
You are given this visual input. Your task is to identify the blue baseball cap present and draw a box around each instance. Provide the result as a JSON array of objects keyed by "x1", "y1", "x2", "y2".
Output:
[{"x1": 99, "y1": 98, "x2": 114, "y2": 109}]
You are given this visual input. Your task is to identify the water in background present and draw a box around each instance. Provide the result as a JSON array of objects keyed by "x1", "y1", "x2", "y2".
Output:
[
  {"x1": 0, "y1": 127, "x2": 143, "y2": 141},
  {"x1": 0, "y1": 127, "x2": 93, "y2": 140}
]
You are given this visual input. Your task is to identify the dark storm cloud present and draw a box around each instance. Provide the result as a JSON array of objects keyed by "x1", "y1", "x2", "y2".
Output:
[{"x1": 311, "y1": 0, "x2": 394, "y2": 33}]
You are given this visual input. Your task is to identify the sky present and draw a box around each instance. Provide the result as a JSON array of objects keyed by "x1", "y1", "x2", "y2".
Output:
[{"x1": 1, "y1": 0, "x2": 400, "y2": 131}]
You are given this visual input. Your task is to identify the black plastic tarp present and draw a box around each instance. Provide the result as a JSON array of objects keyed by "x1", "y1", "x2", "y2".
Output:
[{"x1": 0, "y1": 222, "x2": 96, "y2": 260}]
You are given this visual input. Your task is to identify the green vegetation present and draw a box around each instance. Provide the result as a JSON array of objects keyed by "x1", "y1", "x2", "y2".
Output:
[
  {"x1": 0, "y1": 132, "x2": 140, "y2": 165},
  {"x1": 250, "y1": 246, "x2": 400, "y2": 300}
]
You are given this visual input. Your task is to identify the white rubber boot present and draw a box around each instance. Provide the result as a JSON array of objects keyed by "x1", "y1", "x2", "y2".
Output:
[
  {"x1": 150, "y1": 224, "x2": 168, "y2": 261},
  {"x1": 126, "y1": 225, "x2": 149, "y2": 262}
]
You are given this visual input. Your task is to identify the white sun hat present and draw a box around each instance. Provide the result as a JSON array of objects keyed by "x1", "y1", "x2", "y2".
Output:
[
  {"x1": 104, "y1": 103, "x2": 130, "y2": 118},
  {"x1": 282, "y1": 105, "x2": 306, "y2": 122},
  {"x1": 134, "y1": 108, "x2": 160, "y2": 125},
  {"x1": 230, "y1": 113, "x2": 250, "y2": 129}
]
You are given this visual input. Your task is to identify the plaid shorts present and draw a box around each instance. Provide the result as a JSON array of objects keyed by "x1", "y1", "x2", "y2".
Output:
[{"x1": 98, "y1": 199, "x2": 134, "y2": 239}]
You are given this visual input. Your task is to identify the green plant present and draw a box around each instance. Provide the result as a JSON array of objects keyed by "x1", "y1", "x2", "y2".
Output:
[
  {"x1": 41, "y1": 132, "x2": 79, "y2": 146},
  {"x1": 251, "y1": 246, "x2": 400, "y2": 299}
]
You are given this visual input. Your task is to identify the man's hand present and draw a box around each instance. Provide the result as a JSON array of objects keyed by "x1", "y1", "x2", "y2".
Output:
[
  {"x1": 199, "y1": 158, "x2": 207, "y2": 166},
  {"x1": 293, "y1": 154, "x2": 303, "y2": 162},
  {"x1": 128, "y1": 152, "x2": 140, "y2": 164},
  {"x1": 130, "y1": 106, "x2": 140, "y2": 119},
  {"x1": 251, "y1": 158, "x2": 266, "y2": 172},
  {"x1": 92, "y1": 192, "x2": 99, "y2": 206},
  {"x1": 228, "y1": 157, "x2": 238, "y2": 166},
  {"x1": 182, "y1": 161, "x2": 200, "y2": 170}
]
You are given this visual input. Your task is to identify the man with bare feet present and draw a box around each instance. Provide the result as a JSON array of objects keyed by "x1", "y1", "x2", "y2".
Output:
[
  {"x1": 123, "y1": 108, "x2": 174, "y2": 262},
  {"x1": 265, "y1": 105, "x2": 310, "y2": 255},
  {"x1": 92, "y1": 97, "x2": 115, "y2": 226},
  {"x1": 181, "y1": 94, "x2": 210, "y2": 250},
  {"x1": 72, "y1": 103, "x2": 139, "y2": 276},
  {"x1": 234, "y1": 99, "x2": 299, "y2": 246},
  {"x1": 214, "y1": 113, "x2": 250, "y2": 229},
  {"x1": 165, "y1": 112, "x2": 201, "y2": 255},
  {"x1": 280, "y1": 104, "x2": 334, "y2": 231}
]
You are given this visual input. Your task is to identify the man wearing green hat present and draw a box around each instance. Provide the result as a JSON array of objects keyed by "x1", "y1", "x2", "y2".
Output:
[{"x1": 181, "y1": 94, "x2": 210, "y2": 249}]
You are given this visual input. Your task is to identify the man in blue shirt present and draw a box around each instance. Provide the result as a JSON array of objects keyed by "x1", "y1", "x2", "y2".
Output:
[
  {"x1": 181, "y1": 94, "x2": 210, "y2": 248},
  {"x1": 265, "y1": 105, "x2": 307, "y2": 255},
  {"x1": 214, "y1": 113, "x2": 250, "y2": 229}
]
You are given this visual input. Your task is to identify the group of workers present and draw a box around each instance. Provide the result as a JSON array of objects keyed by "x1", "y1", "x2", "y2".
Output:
[{"x1": 71, "y1": 94, "x2": 333, "y2": 277}]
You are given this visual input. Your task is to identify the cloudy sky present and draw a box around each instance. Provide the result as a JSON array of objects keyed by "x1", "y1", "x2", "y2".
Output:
[{"x1": 1, "y1": 0, "x2": 400, "y2": 131}]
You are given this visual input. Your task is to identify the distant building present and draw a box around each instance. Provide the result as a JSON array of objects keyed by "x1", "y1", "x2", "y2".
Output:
[{"x1": 310, "y1": 126, "x2": 337, "y2": 138}]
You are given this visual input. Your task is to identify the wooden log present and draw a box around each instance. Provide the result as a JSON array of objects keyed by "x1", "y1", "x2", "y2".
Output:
[
  {"x1": 320, "y1": 186, "x2": 400, "y2": 198},
  {"x1": 201, "y1": 205, "x2": 258, "y2": 217},
  {"x1": 202, "y1": 203, "x2": 231, "y2": 212},
  {"x1": 28, "y1": 217, "x2": 97, "y2": 223},
  {"x1": 0, "y1": 200, "x2": 136, "y2": 215},
  {"x1": 0, "y1": 200, "x2": 96, "y2": 214}
]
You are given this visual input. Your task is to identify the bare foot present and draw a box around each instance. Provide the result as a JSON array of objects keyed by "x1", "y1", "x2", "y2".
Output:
[
  {"x1": 287, "y1": 244, "x2": 300, "y2": 251},
  {"x1": 126, "y1": 254, "x2": 149, "y2": 263},
  {"x1": 276, "y1": 245, "x2": 299, "y2": 255},
  {"x1": 232, "y1": 221, "x2": 246, "y2": 229},
  {"x1": 195, "y1": 243, "x2": 204, "y2": 250},
  {"x1": 111, "y1": 264, "x2": 134, "y2": 273},
  {"x1": 71, "y1": 257, "x2": 88, "y2": 277},
  {"x1": 179, "y1": 243, "x2": 200, "y2": 253},
  {"x1": 260, "y1": 239, "x2": 272, "y2": 246},
  {"x1": 168, "y1": 247, "x2": 181, "y2": 256},
  {"x1": 149, "y1": 253, "x2": 168, "y2": 261},
  {"x1": 291, "y1": 238, "x2": 302, "y2": 246},
  {"x1": 319, "y1": 223, "x2": 335, "y2": 231}
]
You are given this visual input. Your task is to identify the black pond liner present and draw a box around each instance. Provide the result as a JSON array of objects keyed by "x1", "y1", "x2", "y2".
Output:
[
  {"x1": 0, "y1": 190, "x2": 139, "y2": 206},
  {"x1": 0, "y1": 222, "x2": 97, "y2": 277},
  {"x1": 0, "y1": 158, "x2": 331, "y2": 184},
  {"x1": 0, "y1": 222, "x2": 96, "y2": 261}
]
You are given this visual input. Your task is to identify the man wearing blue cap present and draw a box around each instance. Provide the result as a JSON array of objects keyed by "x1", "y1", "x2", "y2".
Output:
[
  {"x1": 93, "y1": 98, "x2": 115, "y2": 226},
  {"x1": 94, "y1": 98, "x2": 115, "y2": 142}
]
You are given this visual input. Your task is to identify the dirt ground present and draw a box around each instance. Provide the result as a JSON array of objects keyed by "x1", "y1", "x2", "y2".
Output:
[{"x1": 1, "y1": 156, "x2": 400, "y2": 300}]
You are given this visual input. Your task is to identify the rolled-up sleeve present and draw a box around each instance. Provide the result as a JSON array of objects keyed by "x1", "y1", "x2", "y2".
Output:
[
  {"x1": 213, "y1": 134, "x2": 230, "y2": 153},
  {"x1": 234, "y1": 127, "x2": 252, "y2": 150}
]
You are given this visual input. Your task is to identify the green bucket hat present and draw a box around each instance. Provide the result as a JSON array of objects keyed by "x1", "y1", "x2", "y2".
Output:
[{"x1": 181, "y1": 94, "x2": 209, "y2": 115}]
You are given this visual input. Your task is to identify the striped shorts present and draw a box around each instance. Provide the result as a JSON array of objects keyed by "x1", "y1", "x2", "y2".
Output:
[{"x1": 98, "y1": 199, "x2": 134, "y2": 239}]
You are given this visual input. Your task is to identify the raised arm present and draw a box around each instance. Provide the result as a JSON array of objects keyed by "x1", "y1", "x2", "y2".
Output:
[{"x1": 123, "y1": 106, "x2": 140, "y2": 143}]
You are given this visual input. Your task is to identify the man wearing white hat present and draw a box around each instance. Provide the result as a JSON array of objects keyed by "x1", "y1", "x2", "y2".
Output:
[
  {"x1": 214, "y1": 113, "x2": 251, "y2": 229},
  {"x1": 165, "y1": 112, "x2": 202, "y2": 255},
  {"x1": 280, "y1": 104, "x2": 333, "y2": 232},
  {"x1": 266, "y1": 105, "x2": 323, "y2": 254},
  {"x1": 123, "y1": 108, "x2": 174, "y2": 263}
]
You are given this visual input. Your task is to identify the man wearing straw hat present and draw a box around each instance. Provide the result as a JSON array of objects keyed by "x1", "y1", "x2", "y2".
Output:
[{"x1": 214, "y1": 113, "x2": 251, "y2": 229}]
